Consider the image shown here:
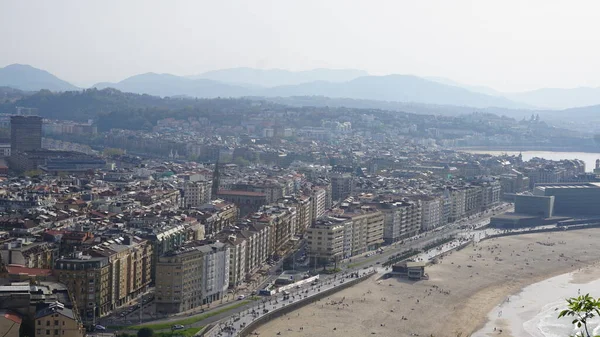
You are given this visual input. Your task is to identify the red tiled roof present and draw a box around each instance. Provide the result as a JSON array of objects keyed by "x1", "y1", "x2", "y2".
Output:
[
  {"x1": 217, "y1": 190, "x2": 266, "y2": 197},
  {"x1": 2, "y1": 312, "x2": 22, "y2": 324},
  {"x1": 6, "y1": 265, "x2": 52, "y2": 277}
]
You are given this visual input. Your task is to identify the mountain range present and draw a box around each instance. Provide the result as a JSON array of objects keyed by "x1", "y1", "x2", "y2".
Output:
[
  {"x1": 2, "y1": 63, "x2": 600, "y2": 110},
  {"x1": 190, "y1": 67, "x2": 369, "y2": 87},
  {"x1": 0, "y1": 64, "x2": 79, "y2": 91}
]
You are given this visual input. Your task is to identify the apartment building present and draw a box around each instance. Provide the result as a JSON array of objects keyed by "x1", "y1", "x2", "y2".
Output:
[
  {"x1": 278, "y1": 195, "x2": 312, "y2": 235},
  {"x1": 214, "y1": 231, "x2": 247, "y2": 288},
  {"x1": 330, "y1": 172, "x2": 353, "y2": 202},
  {"x1": 183, "y1": 181, "x2": 212, "y2": 208},
  {"x1": 417, "y1": 196, "x2": 445, "y2": 231},
  {"x1": 1, "y1": 240, "x2": 58, "y2": 269},
  {"x1": 311, "y1": 187, "x2": 327, "y2": 221},
  {"x1": 250, "y1": 204, "x2": 297, "y2": 256},
  {"x1": 464, "y1": 186, "x2": 482, "y2": 216},
  {"x1": 305, "y1": 217, "x2": 351, "y2": 264},
  {"x1": 155, "y1": 242, "x2": 229, "y2": 314},
  {"x1": 241, "y1": 222, "x2": 272, "y2": 275},
  {"x1": 142, "y1": 224, "x2": 188, "y2": 283},
  {"x1": 446, "y1": 188, "x2": 466, "y2": 222},
  {"x1": 375, "y1": 200, "x2": 422, "y2": 243},
  {"x1": 338, "y1": 203, "x2": 384, "y2": 255},
  {"x1": 196, "y1": 200, "x2": 239, "y2": 235},
  {"x1": 54, "y1": 254, "x2": 111, "y2": 323},
  {"x1": 477, "y1": 181, "x2": 502, "y2": 210},
  {"x1": 88, "y1": 236, "x2": 152, "y2": 309}
]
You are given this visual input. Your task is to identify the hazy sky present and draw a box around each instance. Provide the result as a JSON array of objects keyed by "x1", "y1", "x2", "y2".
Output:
[{"x1": 1, "y1": 0, "x2": 599, "y2": 91}]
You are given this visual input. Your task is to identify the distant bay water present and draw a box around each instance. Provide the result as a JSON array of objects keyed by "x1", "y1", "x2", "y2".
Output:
[{"x1": 461, "y1": 150, "x2": 600, "y2": 172}]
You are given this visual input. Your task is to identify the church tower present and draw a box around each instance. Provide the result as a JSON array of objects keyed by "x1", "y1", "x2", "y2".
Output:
[{"x1": 211, "y1": 159, "x2": 220, "y2": 200}]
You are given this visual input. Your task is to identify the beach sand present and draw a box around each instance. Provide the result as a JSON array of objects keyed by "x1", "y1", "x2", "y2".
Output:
[{"x1": 255, "y1": 229, "x2": 600, "y2": 337}]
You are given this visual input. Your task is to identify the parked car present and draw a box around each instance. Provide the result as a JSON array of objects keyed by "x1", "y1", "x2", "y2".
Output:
[
  {"x1": 237, "y1": 295, "x2": 246, "y2": 300},
  {"x1": 94, "y1": 325, "x2": 106, "y2": 331},
  {"x1": 172, "y1": 325, "x2": 185, "y2": 330}
]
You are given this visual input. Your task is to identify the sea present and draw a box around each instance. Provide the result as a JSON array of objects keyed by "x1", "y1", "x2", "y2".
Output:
[
  {"x1": 472, "y1": 271, "x2": 600, "y2": 337},
  {"x1": 461, "y1": 150, "x2": 600, "y2": 173}
]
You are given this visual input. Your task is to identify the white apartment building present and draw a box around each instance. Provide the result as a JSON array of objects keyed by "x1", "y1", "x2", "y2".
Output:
[
  {"x1": 311, "y1": 187, "x2": 326, "y2": 221},
  {"x1": 419, "y1": 196, "x2": 444, "y2": 231},
  {"x1": 184, "y1": 180, "x2": 212, "y2": 208},
  {"x1": 376, "y1": 200, "x2": 422, "y2": 243}
]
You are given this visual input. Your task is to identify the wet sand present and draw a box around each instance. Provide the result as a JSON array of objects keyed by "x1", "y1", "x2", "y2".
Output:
[{"x1": 255, "y1": 229, "x2": 600, "y2": 337}]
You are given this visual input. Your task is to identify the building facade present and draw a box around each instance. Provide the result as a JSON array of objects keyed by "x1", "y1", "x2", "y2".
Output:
[{"x1": 155, "y1": 242, "x2": 229, "y2": 314}]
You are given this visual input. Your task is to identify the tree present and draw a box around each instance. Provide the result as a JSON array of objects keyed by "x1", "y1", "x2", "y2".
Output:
[
  {"x1": 558, "y1": 293, "x2": 600, "y2": 337},
  {"x1": 137, "y1": 327, "x2": 154, "y2": 337},
  {"x1": 24, "y1": 169, "x2": 43, "y2": 177}
]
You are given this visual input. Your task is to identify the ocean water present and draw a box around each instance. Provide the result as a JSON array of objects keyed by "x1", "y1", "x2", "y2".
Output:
[
  {"x1": 472, "y1": 271, "x2": 600, "y2": 337},
  {"x1": 523, "y1": 300, "x2": 600, "y2": 337}
]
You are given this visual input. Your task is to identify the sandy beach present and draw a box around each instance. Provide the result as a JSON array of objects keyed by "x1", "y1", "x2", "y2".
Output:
[{"x1": 255, "y1": 229, "x2": 600, "y2": 337}]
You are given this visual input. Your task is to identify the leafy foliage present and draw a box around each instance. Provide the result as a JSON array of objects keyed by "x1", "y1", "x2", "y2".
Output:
[
  {"x1": 137, "y1": 327, "x2": 154, "y2": 337},
  {"x1": 558, "y1": 294, "x2": 600, "y2": 337},
  {"x1": 0, "y1": 88, "x2": 283, "y2": 131}
]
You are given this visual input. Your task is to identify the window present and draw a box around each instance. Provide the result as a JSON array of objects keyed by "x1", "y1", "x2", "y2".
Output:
[
  {"x1": 38, "y1": 321, "x2": 41, "y2": 326},
  {"x1": 46, "y1": 321, "x2": 50, "y2": 326},
  {"x1": 46, "y1": 330, "x2": 50, "y2": 335},
  {"x1": 54, "y1": 330, "x2": 59, "y2": 335},
  {"x1": 54, "y1": 320, "x2": 59, "y2": 326}
]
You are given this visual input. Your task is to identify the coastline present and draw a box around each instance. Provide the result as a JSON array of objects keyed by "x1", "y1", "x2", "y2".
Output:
[
  {"x1": 255, "y1": 229, "x2": 600, "y2": 337},
  {"x1": 472, "y1": 265, "x2": 600, "y2": 337},
  {"x1": 453, "y1": 146, "x2": 600, "y2": 153}
]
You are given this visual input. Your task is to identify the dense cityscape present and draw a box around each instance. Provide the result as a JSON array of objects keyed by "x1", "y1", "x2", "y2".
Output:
[
  {"x1": 6, "y1": 2, "x2": 600, "y2": 337},
  {"x1": 1, "y1": 95, "x2": 600, "y2": 337}
]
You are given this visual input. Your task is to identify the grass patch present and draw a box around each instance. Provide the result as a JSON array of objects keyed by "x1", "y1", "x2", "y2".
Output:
[
  {"x1": 125, "y1": 301, "x2": 250, "y2": 331},
  {"x1": 155, "y1": 327, "x2": 202, "y2": 337}
]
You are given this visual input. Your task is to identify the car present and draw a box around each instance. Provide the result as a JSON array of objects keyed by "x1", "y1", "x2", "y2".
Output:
[
  {"x1": 172, "y1": 325, "x2": 185, "y2": 330},
  {"x1": 237, "y1": 295, "x2": 246, "y2": 300},
  {"x1": 95, "y1": 325, "x2": 106, "y2": 331}
]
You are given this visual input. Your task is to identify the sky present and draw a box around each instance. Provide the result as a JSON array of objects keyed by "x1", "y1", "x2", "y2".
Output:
[{"x1": 1, "y1": 0, "x2": 599, "y2": 91}]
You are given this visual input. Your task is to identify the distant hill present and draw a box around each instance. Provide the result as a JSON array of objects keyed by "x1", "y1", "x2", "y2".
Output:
[
  {"x1": 190, "y1": 67, "x2": 369, "y2": 87},
  {"x1": 0, "y1": 88, "x2": 281, "y2": 131},
  {"x1": 95, "y1": 73, "x2": 525, "y2": 109},
  {"x1": 93, "y1": 73, "x2": 252, "y2": 97},
  {"x1": 0, "y1": 86, "x2": 30, "y2": 102},
  {"x1": 425, "y1": 76, "x2": 503, "y2": 97},
  {"x1": 265, "y1": 75, "x2": 525, "y2": 109},
  {"x1": 507, "y1": 87, "x2": 600, "y2": 109},
  {"x1": 0, "y1": 64, "x2": 79, "y2": 91}
]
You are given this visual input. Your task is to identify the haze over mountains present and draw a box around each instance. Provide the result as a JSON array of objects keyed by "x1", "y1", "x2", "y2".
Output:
[
  {"x1": 190, "y1": 67, "x2": 369, "y2": 87},
  {"x1": 0, "y1": 64, "x2": 78, "y2": 92},
  {"x1": 2, "y1": 63, "x2": 600, "y2": 110}
]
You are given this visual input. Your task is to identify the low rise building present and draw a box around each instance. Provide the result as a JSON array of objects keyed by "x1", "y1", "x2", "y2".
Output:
[{"x1": 35, "y1": 302, "x2": 85, "y2": 337}]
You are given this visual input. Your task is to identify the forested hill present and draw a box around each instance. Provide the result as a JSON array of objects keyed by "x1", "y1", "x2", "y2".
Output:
[{"x1": 0, "y1": 88, "x2": 281, "y2": 131}]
